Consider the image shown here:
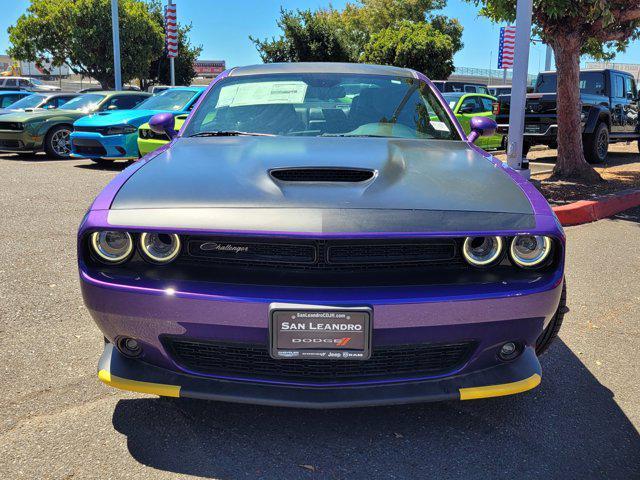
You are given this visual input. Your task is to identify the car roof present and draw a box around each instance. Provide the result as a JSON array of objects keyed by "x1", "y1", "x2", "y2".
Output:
[
  {"x1": 0, "y1": 90, "x2": 32, "y2": 95},
  {"x1": 228, "y1": 62, "x2": 415, "y2": 78},
  {"x1": 160, "y1": 86, "x2": 206, "y2": 92},
  {"x1": 82, "y1": 90, "x2": 151, "y2": 97}
]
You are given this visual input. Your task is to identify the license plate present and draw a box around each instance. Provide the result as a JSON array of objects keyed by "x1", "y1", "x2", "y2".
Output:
[{"x1": 270, "y1": 305, "x2": 372, "y2": 360}]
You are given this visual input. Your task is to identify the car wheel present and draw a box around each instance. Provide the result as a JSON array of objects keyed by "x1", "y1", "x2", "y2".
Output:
[
  {"x1": 536, "y1": 281, "x2": 567, "y2": 356},
  {"x1": 584, "y1": 122, "x2": 609, "y2": 164},
  {"x1": 44, "y1": 125, "x2": 72, "y2": 159}
]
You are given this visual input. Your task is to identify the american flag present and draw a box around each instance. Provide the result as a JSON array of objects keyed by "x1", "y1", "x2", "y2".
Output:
[
  {"x1": 165, "y1": 3, "x2": 178, "y2": 58},
  {"x1": 498, "y1": 26, "x2": 516, "y2": 69}
]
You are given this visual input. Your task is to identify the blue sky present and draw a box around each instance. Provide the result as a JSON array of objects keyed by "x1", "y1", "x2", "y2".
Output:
[{"x1": 2, "y1": 0, "x2": 639, "y2": 74}]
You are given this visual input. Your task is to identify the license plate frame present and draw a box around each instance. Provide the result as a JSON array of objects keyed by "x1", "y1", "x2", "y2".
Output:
[{"x1": 269, "y1": 304, "x2": 372, "y2": 361}]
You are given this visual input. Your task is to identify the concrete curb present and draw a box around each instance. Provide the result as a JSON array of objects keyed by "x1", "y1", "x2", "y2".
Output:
[{"x1": 552, "y1": 189, "x2": 640, "y2": 226}]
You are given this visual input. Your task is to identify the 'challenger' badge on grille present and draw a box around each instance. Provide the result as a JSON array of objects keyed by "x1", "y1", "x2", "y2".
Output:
[{"x1": 200, "y1": 242, "x2": 249, "y2": 253}]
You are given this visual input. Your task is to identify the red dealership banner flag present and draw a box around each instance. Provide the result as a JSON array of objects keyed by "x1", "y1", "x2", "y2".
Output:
[{"x1": 165, "y1": 3, "x2": 178, "y2": 58}]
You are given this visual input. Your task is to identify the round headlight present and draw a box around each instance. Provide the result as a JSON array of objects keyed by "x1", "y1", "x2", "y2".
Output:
[
  {"x1": 139, "y1": 233, "x2": 181, "y2": 263},
  {"x1": 90, "y1": 231, "x2": 133, "y2": 264},
  {"x1": 463, "y1": 236, "x2": 503, "y2": 267},
  {"x1": 510, "y1": 235, "x2": 552, "y2": 268}
]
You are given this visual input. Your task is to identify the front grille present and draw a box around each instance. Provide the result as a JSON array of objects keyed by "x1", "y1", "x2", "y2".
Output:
[
  {"x1": 74, "y1": 126, "x2": 109, "y2": 135},
  {"x1": 270, "y1": 168, "x2": 374, "y2": 182},
  {"x1": 185, "y1": 237, "x2": 458, "y2": 271},
  {"x1": 164, "y1": 338, "x2": 476, "y2": 382},
  {"x1": 0, "y1": 122, "x2": 23, "y2": 131},
  {"x1": 139, "y1": 128, "x2": 169, "y2": 141},
  {"x1": 73, "y1": 143, "x2": 107, "y2": 156},
  {"x1": 0, "y1": 139, "x2": 22, "y2": 148}
]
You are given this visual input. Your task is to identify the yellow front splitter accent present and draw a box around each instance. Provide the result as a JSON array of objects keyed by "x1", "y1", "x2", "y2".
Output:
[
  {"x1": 98, "y1": 369, "x2": 180, "y2": 398},
  {"x1": 459, "y1": 373, "x2": 541, "y2": 400}
]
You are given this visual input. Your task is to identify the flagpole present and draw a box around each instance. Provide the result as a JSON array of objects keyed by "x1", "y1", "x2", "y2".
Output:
[
  {"x1": 111, "y1": 0, "x2": 122, "y2": 90},
  {"x1": 168, "y1": 0, "x2": 175, "y2": 86}
]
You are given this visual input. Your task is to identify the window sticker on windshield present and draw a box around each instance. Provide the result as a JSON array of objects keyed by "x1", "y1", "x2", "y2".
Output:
[
  {"x1": 216, "y1": 81, "x2": 308, "y2": 107},
  {"x1": 430, "y1": 121, "x2": 450, "y2": 132}
]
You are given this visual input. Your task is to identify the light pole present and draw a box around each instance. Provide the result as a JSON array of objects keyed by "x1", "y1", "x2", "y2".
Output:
[
  {"x1": 506, "y1": 0, "x2": 533, "y2": 178},
  {"x1": 545, "y1": 44, "x2": 553, "y2": 71},
  {"x1": 168, "y1": 0, "x2": 175, "y2": 86},
  {"x1": 111, "y1": 0, "x2": 122, "y2": 90}
]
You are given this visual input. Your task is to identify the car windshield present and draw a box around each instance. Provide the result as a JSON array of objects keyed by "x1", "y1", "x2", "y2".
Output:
[
  {"x1": 30, "y1": 78, "x2": 43, "y2": 85},
  {"x1": 136, "y1": 89, "x2": 198, "y2": 111},
  {"x1": 59, "y1": 93, "x2": 105, "y2": 112},
  {"x1": 6, "y1": 94, "x2": 45, "y2": 109},
  {"x1": 183, "y1": 73, "x2": 459, "y2": 140}
]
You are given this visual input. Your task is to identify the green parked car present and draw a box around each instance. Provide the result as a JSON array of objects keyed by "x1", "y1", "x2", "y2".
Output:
[
  {"x1": 442, "y1": 93, "x2": 504, "y2": 150},
  {"x1": 0, "y1": 91, "x2": 150, "y2": 159}
]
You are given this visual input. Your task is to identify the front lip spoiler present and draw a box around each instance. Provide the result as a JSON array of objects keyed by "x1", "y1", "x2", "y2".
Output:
[{"x1": 98, "y1": 343, "x2": 542, "y2": 409}]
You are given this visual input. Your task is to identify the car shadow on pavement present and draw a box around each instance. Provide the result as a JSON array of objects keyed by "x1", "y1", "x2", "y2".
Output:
[
  {"x1": 74, "y1": 161, "x2": 130, "y2": 172},
  {"x1": 531, "y1": 150, "x2": 639, "y2": 167},
  {"x1": 111, "y1": 340, "x2": 640, "y2": 479}
]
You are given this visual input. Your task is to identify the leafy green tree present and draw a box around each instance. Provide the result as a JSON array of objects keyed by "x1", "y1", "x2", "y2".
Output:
[
  {"x1": 251, "y1": 8, "x2": 352, "y2": 63},
  {"x1": 8, "y1": 0, "x2": 164, "y2": 89},
  {"x1": 252, "y1": 1, "x2": 463, "y2": 76},
  {"x1": 466, "y1": 0, "x2": 640, "y2": 183},
  {"x1": 362, "y1": 20, "x2": 459, "y2": 79}
]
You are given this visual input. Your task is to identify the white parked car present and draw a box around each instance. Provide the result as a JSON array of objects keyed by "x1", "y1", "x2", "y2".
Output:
[{"x1": 0, "y1": 77, "x2": 61, "y2": 92}]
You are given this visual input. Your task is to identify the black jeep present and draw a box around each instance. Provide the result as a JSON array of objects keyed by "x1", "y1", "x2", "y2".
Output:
[{"x1": 495, "y1": 69, "x2": 639, "y2": 163}]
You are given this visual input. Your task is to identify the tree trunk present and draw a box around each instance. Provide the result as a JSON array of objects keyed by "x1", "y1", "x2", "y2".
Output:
[{"x1": 550, "y1": 34, "x2": 603, "y2": 183}]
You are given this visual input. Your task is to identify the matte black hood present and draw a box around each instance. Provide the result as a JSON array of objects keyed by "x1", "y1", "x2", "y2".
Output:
[{"x1": 112, "y1": 136, "x2": 532, "y2": 215}]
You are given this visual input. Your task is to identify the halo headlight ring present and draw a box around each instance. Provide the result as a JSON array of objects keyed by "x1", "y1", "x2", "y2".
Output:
[
  {"x1": 139, "y1": 232, "x2": 181, "y2": 264},
  {"x1": 510, "y1": 235, "x2": 553, "y2": 269},
  {"x1": 90, "y1": 231, "x2": 134, "y2": 264},
  {"x1": 462, "y1": 236, "x2": 504, "y2": 267}
]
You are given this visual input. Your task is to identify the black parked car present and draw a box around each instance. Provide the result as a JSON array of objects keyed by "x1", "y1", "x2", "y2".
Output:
[{"x1": 495, "y1": 69, "x2": 640, "y2": 163}]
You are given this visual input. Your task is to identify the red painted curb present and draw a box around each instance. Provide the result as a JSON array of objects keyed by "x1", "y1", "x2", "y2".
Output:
[{"x1": 552, "y1": 189, "x2": 640, "y2": 226}]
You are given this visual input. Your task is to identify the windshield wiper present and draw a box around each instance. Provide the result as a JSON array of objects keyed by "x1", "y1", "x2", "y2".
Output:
[{"x1": 189, "y1": 130, "x2": 275, "y2": 137}]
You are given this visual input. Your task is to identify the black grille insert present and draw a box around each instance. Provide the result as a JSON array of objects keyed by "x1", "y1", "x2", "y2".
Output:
[
  {"x1": 270, "y1": 168, "x2": 374, "y2": 183},
  {"x1": 185, "y1": 237, "x2": 458, "y2": 271},
  {"x1": 164, "y1": 338, "x2": 476, "y2": 382}
]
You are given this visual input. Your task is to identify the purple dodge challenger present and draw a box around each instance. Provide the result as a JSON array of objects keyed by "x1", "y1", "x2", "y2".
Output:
[{"x1": 79, "y1": 63, "x2": 566, "y2": 408}]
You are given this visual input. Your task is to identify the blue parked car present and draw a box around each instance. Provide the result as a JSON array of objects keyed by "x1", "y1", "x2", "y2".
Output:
[
  {"x1": 0, "y1": 91, "x2": 33, "y2": 109},
  {"x1": 70, "y1": 86, "x2": 205, "y2": 163}
]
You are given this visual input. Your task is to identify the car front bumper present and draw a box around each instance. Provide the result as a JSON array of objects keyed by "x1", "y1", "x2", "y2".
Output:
[
  {"x1": 137, "y1": 136, "x2": 167, "y2": 156},
  {"x1": 0, "y1": 130, "x2": 41, "y2": 152},
  {"x1": 82, "y1": 272, "x2": 563, "y2": 407},
  {"x1": 70, "y1": 131, "x2": 139, "y2": 160}
]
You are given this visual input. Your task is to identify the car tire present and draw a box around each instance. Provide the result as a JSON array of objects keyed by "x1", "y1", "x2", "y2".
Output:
[
  {"x1": 535, "y1": 281, "x2": 567, "y2": 356},
  {"x1": 583, "y1": 122, "x2": 609, "y2": 164},
  {"x1": 44, "y1": 124, "x2": 73, "y2": 159}
]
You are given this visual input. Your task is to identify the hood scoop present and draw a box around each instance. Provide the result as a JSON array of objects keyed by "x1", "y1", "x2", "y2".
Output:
[{"x1": 270, "y1": 167, "x2": 375, "y2": 183}]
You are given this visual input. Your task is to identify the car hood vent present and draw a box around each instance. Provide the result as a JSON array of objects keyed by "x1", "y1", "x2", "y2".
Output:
[{"x1": 270, "y1": 168, "x2": 375, "y2": 183}]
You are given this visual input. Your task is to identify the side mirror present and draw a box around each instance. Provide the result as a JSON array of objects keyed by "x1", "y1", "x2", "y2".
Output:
[
  {"x1": 467, "y1": 116, "x2": 498, "y2": 144},
  {"x1": 149, "y1": 112, "x2": 178, "y2": 139}
]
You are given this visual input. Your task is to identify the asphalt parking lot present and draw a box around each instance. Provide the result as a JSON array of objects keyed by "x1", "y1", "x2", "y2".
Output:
[{"x1": 0, "y1": 153, "x2": 638, "y2": 479}]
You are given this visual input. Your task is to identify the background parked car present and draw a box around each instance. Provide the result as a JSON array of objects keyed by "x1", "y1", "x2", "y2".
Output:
[
  {"x1": 433, "y1": 80, "x2": 490, "y2": 95},
  {"x1": 71, "y1": 86, "x2": 204, "y2": 163},
  {"x1": 0, "y1": 92, "x2": 78, "y2": 116},
  {"x1": 494, "y1": 68, "x2": 640, "y2": 162},
  {"x1": 488, "y1": 85, "x2": 512, "y2": 96},
  {"x1": 0, "y1": 90, "x2": 33, "y2": 109},
  {"x1": 0, "y1": 76, "x2": 61, "y2": 92},
  {"x1": 443, "y1": 92, "x2": 504, "y2": 150},
  {"x1": 137, "y1": 113, "x2": 187, "y2": 156},
  {"x1": 0, "y1": 90, "x2": 150, "y2": 159}
]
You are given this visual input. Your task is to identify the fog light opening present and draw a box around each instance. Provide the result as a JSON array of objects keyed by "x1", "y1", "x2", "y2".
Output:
[
  {"x1": 117, "y1": 337, "x2": 142, "y2": 357},
  {"x1": 498, "y1": 341, "x2": 521, "y2": 361}
]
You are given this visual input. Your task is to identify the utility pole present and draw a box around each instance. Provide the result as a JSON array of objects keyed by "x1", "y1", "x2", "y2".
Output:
[
  {"x1": 506, "y1": 0, "x2": 533, "y2": 178},
  {"x1": 544, "y1": 44, "x2": 553, "y2": 71},
  {"x1": 111, "y1": 0, "x2": 122, "y2": 90},
  {"x1": 168, "y1": 0, "x2": 175, "y2": 86}
]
